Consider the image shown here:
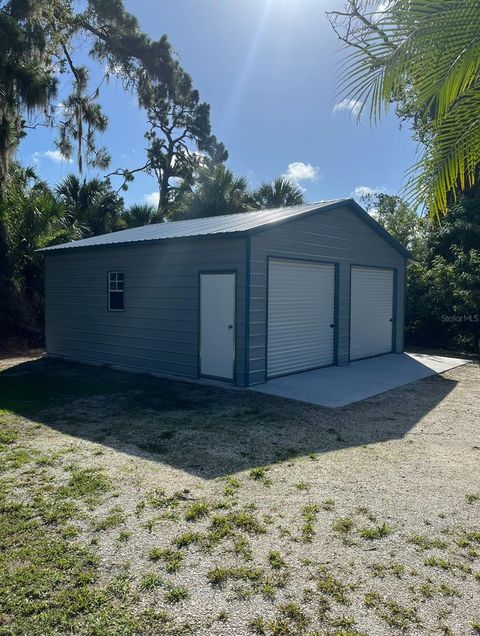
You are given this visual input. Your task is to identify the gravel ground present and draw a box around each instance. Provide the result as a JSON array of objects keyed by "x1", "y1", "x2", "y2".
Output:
[{"x1": 1, "y1": 353, "x2": 479, "y2": 635}]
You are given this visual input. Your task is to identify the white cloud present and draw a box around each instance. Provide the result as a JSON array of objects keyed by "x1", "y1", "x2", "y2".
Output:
[
  {"x1": 282, "y1": 162, "x2": 320, "y2": 186},
  {"x1": 32, "y1": 149, "x2": 73, "y2": 164},
  {"x1": 352, "y1": 185, "x2": 381, "y2": 199},
  {"x1": 143, "y1": 192, "x2": 160, "y2": 207},
  {"x1": 332, "y1": 98, "x2": 363, "y2": 117}
]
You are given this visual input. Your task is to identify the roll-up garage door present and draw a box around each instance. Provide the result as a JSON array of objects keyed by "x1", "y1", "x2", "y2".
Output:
[
  {"x1": 267, "y1": 259, "x2": 335, "y2": 378},
  {"x1": 350, "y1": 266, "x2": 394, "y2": 361}
]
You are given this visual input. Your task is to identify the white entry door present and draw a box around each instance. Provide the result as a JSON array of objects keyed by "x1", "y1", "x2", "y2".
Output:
[
  {"x1": 267, "y1": 259, "x2": 336, "y2": 378},
  {"x1": 350, "y1": 266, "x2": 394, "y2": 361},
  {"x1": 200, "y1": 273, "x2": 235, "y2": 380}
]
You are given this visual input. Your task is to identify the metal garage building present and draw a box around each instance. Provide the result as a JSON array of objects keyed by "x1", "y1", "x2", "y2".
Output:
[{"x1": 42, "y1": 199, "x2": 410, "y2": 387}]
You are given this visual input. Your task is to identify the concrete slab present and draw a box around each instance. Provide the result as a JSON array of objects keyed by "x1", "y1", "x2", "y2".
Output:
[{"x1": 250, "y1": 353, "x2": 469, "y2": 408}]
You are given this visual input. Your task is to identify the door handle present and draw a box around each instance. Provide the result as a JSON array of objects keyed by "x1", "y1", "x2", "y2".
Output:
[
  {"x1": 389, "y1": 318, "x2": 393, "y2": 322},
  {"x1": 329, "y1": 323, "x2": 334, "y2": 328},
  {"x1": 228, "y1": 324, "x2": 234, "y2": 330}
]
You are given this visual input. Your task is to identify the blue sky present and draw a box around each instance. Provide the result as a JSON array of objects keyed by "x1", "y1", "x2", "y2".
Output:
[{"x1": 18, "y1": 0, "x2": 416, "y2": 208}]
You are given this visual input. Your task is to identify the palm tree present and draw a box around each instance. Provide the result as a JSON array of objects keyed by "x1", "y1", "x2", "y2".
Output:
[
  {"x1": 171, "y1": 164, "x2": 250, "y2": 220},
  {"x1": 250, "y1": 178, "x2": 305, "y2": 209},
  {"x1": 328, "y1": 0, "x2": 480, "y2": 218},
  {"x1": 122, "y1": 204, "x2": 160, "y2": 228},
  {"x1": 1, "y1": 164, "x2": 81, "y2": 331},
  {"x1": 56, "y1": 175, "x2": 124, "y2": 236}
]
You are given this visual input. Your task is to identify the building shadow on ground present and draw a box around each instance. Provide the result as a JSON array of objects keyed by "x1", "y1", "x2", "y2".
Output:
[{"x1": 0, "y1": 356, "x2": 458, "y2": 479}]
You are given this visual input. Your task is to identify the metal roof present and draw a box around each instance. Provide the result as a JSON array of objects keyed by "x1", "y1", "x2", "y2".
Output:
[{"x1": 40, "y1": 198, "x2": 410, "y2": 257}]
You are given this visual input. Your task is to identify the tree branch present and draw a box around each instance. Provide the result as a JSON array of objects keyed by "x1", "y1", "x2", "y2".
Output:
[{"x1": 105, "y1": 161, "x2": 153, "y2": 192}]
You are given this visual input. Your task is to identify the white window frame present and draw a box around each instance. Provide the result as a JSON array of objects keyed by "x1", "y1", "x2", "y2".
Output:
[{"x1": 108, "y1": 271, "x2": 125, "y2": 311}]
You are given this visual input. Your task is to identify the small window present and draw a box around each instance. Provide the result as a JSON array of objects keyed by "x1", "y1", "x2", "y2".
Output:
[{"x1": 108, "y1": 271, "x2": 124, "y2": 311}]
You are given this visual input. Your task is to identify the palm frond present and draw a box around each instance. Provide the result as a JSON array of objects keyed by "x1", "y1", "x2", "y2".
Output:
[{"x1": 331, "y1": 0, "x2": 480, "y2": 216}]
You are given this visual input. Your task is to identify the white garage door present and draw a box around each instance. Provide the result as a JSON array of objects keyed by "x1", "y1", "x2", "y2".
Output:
[
  {"x1": 267, "y1": 259, "x2": 335, "y2": 378},
  {"x1": 350, "y1": 266, "x2": 394, "y2": 361}
]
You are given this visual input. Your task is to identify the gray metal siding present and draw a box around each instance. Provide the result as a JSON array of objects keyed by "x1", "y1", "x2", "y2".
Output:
[
  {"x1": 248, "y1": 206, "x2": 406, "y2": 385},
  {"x1": 45, "y1": 238, "x2": 247, "y2": 385}
]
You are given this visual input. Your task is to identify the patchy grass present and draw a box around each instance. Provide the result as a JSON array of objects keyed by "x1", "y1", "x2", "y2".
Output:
[
  {"x1": 59, "y1": 467, "x2": 111, "y2": 501},
  {"x1": 1, "y1": 354, "x2": 479, "y2": 635}
]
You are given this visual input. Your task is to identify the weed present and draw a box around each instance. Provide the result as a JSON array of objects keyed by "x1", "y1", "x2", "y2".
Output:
[
  {"x1": 92, "y1": 506, "x2": 125, "y2": 531},
  {"x1": 358, "y1": 522, "x2": 393, "y2": 540},
  {"x1": 369, "y1": 562, "x2": 405, "y2": 578},
  {"x1": 117, "y1": 531, "x2": 131, "y2": 542},
  {"x1": 210, "y1": 510, "x2": 266, "y2": 540},
  {"x1": 294, "y1": 481, "x2": 310, "y2": 491},
  {"x1": 268, "y1": 550, "x2": 287, "y2": 569},
  {"x1": 234, "y1": 535, "x2": 253, "y2": 560},
  {"x1": 224, "y1": 476, "x2": 241, "y2": 496},
  {"x1": 135, "y1": 500, "x2": 146, "y2": 515},
  {"x1": 423, "y1": 556, "x2": 454, "y2": 571},
  {"x1": 146, "y1": 488, "x2": 181, "y2": 509},
  {"x1": 418, "y1": 582, "x2": 435, "y2": 598},
  {"x1": 173, "y1": 530, "x2": 203, "y2": 548},
  {"x1": 62, "y1": 525, "x2": 80, "y2": 539},
  {"x1": 301, "y1": 503, "x2": 319, "y2": 542},
  {"x1": 185, "y1": 500, "x2": 209, "y2": 521},
  {"x1": 364, "y1": 592, "x2": 420, "y2": 631},
  {"x1": 466, "y1": 493, "x2": 479, "y2": 504},
  {"x1": 250, "y1": 616, "x2": 266, "y2": 634},
  {"x1": 333, "y1": 517, "x2": 354, "y2": 534},
  {"x1": 0, "y1": 429, "x2": 18, "y2": 445},
  {"x1": 140, "y1": 572, "x2": 164, "y2": 590},
  {"x1": 149, "y1": 547, "x2": 184, "y2": 572},
  {"x1": 322, "y1": 498, "x2": 335, "y2": 511},
  {"x1": 356, "y1": 506, "x2": 377, "y2": 522},
  {"x1": 261, "y1": 582, "x2": 276, "y2": 599},
  {"x1": 408, "y1": 534, "x2": 448, "y2": 550},
  {"x1": 278, "y1": 602, "x2": 310, "y2": 630},
  {"x1": 207, "y1": 565, "x2": 263, "y2": 585},
  {"x1": 58, "y1": 467, "x2": 110, "y2": 501},
  {"x1": 331, "y1": 615, "x2": 357, "y2": 629},
  {"x1": 316, "y1": 566, "x2": 350, "y2": 604},
  {"x1": 249, "y1": 467, "x2": 271, "y2": 485},
  {"x1": 164, "y1": 584, "x2": 189, "y2": 604}
]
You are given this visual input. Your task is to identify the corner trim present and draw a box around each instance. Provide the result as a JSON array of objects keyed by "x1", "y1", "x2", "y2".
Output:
[{"x1": 244, "y1": 237, "x2": 251, "y2": 387}]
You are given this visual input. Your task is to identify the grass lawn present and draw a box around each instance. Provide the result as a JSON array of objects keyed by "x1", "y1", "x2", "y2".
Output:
[{"x1": 0, "y1": 352, "x2": 479, "y2": 636}]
